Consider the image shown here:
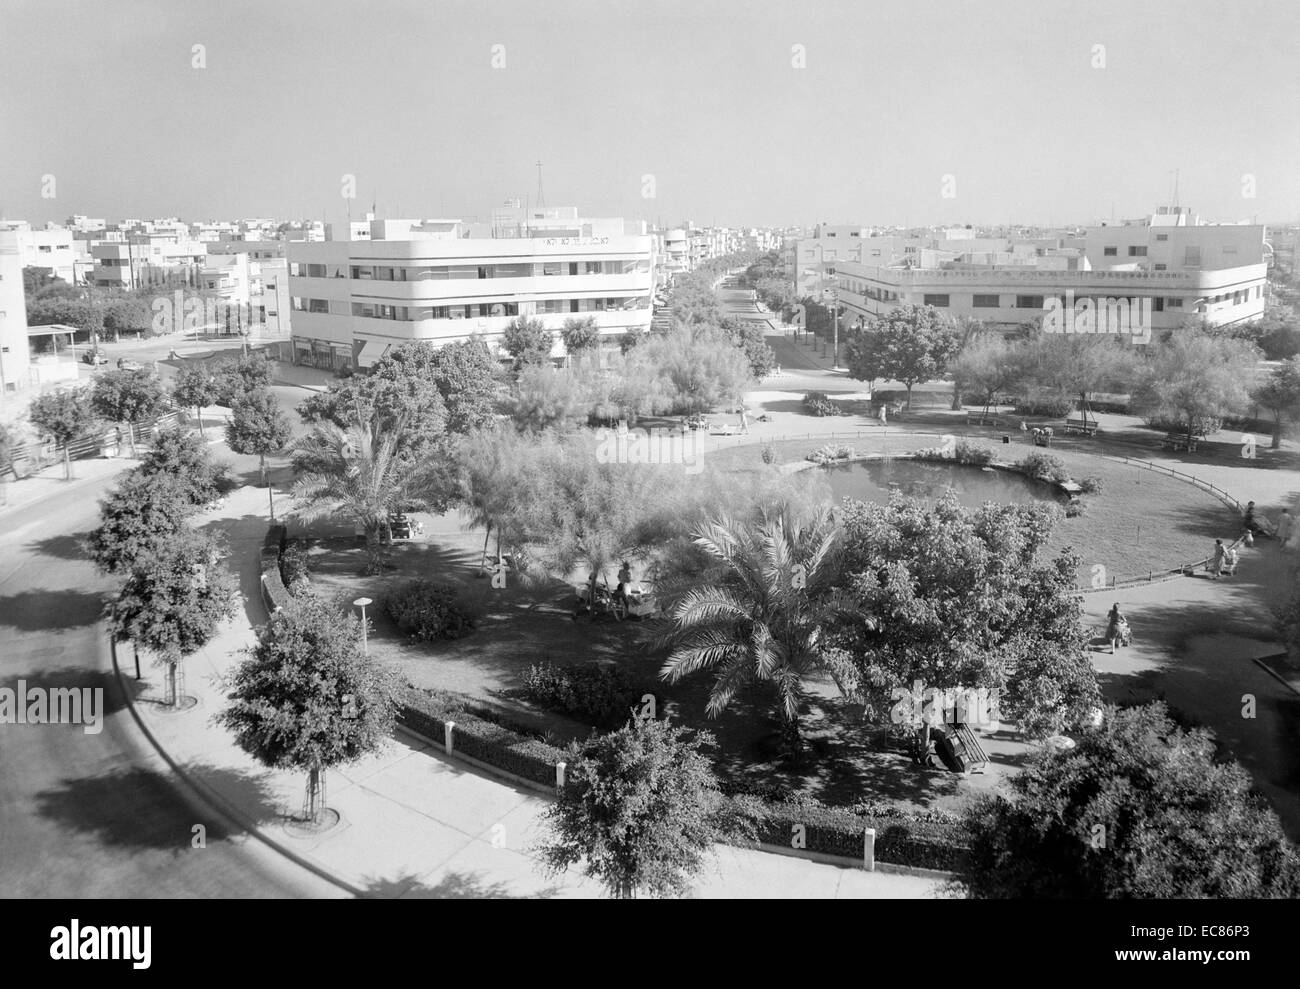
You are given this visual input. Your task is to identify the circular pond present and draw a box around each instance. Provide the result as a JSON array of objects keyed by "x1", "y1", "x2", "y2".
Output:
[{"x1": 823, "y1": 457, "x2": 1065, "y2": 510}]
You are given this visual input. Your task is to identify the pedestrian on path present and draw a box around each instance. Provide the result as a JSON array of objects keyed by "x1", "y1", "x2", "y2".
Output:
[
  {"x1": 1210, "y1": 539, "x2": 1227, "y2": 579},
  {"x1": 1277, "y1": 508, "x2": 1294, "y2": 546}
]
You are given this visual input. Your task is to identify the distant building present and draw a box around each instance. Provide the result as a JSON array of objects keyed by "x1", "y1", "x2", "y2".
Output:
[
  {"x1": 286, "y1": 210, "x2": 654, "y2": 371},
  {"x1": 0, "y1": 223, "x2": 77, "y2": 283},
  {"x1": 0, "y1": 231, "x2": 31, "y2": 396}
]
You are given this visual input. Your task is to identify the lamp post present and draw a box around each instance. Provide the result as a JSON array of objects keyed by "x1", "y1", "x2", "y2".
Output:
[{"x1": 353, "y1": 597, "x2": 373, "y2": 655}]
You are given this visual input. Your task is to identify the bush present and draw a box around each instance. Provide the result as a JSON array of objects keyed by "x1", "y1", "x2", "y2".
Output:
[
  {"x1": 1017, "y1": 450, "x2": 1070, "y2": 484},
  {"x1": 1078, "y1": 475, "x2": 1103, "y2": 494},
  {"x1": 760, "y1": 443, "x2": 777, "y2": 466},
  {"x1": 1143, "y1": 413, "x2": 1222, "y2": 437},
  {"x1": 1065, "y1": 499, "x2": 1087, "y2": 518},
  {"x1": 952, "y1": 440, "x2": 995, "y2": 466},
  {"x1": 522, "y1": 662, "x2": 650, "y2": 729},
  {"x1": 1014, "y1": 396, "x2": 1075, "y2": 418},
  {"x1": 805, "y1": 443, "x2": 854, "y2": 465},
  {"x1": 802, "y1": 391, "x2": 842, "y2": 417},
  {"x1": 279, "y1": 541, "x2": 310, "y2": 589},
  {"x1": 386, "y1": 579, "x2": 479, "y2": 641}
]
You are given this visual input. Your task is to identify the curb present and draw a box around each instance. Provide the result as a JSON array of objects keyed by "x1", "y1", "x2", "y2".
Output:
[
  {"x1": 105, "y1": 625, "x2": 364, "y2": 898},
  {"x1": 1252, "y1": 652, "x2": 1300, "y2": 698}
]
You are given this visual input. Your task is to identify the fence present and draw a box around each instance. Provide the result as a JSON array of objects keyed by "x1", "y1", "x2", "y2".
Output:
[{"x1": 2, "y1": 407, "x2": 183, "y2": 477}]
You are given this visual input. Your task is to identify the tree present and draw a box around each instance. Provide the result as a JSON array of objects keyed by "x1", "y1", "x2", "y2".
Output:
[
  {"x1": 947, "y1": 317, "x2": 989, "y2": 410},
  {"x1": 28, "y1": 386, "x2": 98, "y2": 479},
  {"x1": 296, "y1": 342, "x2": 449, "y2": 456},
  {"x1": 719, "y1": 316, "x2": 776, "y2": 379},
  {"x1": 217, "y1": 590, "x2": 398, "y2": 824},
  {"x1": 650, "y1": 505, "x2": 844, "y2": 755},
  {"x1": 137, "y1": 424, "x2": 229, "y2": 506},
  {"x1": 426, "y1": 336, "x2": 500, "y2": 433},
  {"x1": 560, "y1": 316, "x2": 602, "y2": 357},
  {"x1": 211, "y1": 352, "x2": 274, "y2": 407},
  {"x1": 961, "y1": 703, "x2": 1300, "y2": 898},
  {"x1": 1251, "y1": 356, "x2": 1300, "y2": 449},
  {"x1": 25, "y1": 297, "x2": 104, "y2": 344},
  {"x1": 508, "y1": 364, "x2": 590, "y2": 432},
  {"x1": 637, "y1": 324, "x2": 751, "y2": 415},
  {"x1": 948, "y1": 333, "x2": 1021, "y2": 416},
  {"x1": 1132, "y1": 327, "x2": 1262, "y2": 446},
  {"x1": 537, "y1": 718, "x2": 737, "y2": 899},
  {"x1": 91, "y1": 368, "x2": 166, "y2": 457},
  {"x1": 111, "y1": 531, "x2": 237, "y2": 706},
  {"x1": 289, "y1": 418, "x2": 436, "y2": 574},
  {"x1": 1020, "y1": 332, "x2": 1133, "y2": 421},
  {"x1": 101, "y1": 294, "x2": 154, "y2": 342},
  {"x1": 171, "y1": 361, "x2": 219, "y2": 437},
  {"x1": 88, "y1": 469, "x2": 193, "y2": 574},
  {"x1": 831, "y1": 492, "x2": 1098, "y2": 750},
  {"x1": 844, "y1": 305, "x2": 961, "y2": 409},
  {"x1": 501, "y1": 316, "x2": 554, "y2": 369},
  {"x1": 226, "y1": 388, "x2": 292, "y2": 488},
  {"x1": 23, "y1": 266, "x2": 68, "y2": 296},
  {"x1": 619, "y1": 326, "x2": 646, "y2": 354},
  {"x1": 453, "y1": 424, "x2": 537, "y2": 574}
]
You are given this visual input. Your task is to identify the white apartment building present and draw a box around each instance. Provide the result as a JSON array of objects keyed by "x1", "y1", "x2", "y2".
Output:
[
  {"x1": 834, "y1": 207, "x2": 1267, "y2": 337},
  {"x1": 287, "y1": 213, "x2": 654, "y2": 370},
  {"x1": 0, "y1": 231, "x2": 31, "y2": 397},
  {"x1": 91, "y1": 235, "x2": 208, "y2": 289},
  {"x1": 0, "y1": 223, "x2": 78, "y2": 283},
  {"x1": 204, "y1": 242, "x2": 292, "y2": 335}
]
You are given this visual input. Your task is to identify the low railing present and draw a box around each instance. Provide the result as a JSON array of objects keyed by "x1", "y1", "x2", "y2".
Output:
[{"x1": 3, "y1": 408, "x2": 182, "y2": 477}]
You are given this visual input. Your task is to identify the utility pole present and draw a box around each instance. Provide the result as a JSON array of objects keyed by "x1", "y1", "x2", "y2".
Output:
[{"x1": 535, "y1": 160, "x2": 545, "y2": 210}]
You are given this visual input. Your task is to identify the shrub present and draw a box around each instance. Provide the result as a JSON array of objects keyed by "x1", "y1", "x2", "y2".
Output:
[
  {"x1": 386, "y1": 579, "x2": 478, "y2": 641},
  {"x1": 1143, "y1": 413, "x2": 1223, "y2": 437},
  {"x1": 805, "y1": 443, "x2": 854, "y2": 465},
  {"x1": 522, "y1": 662, "x2": 649, "y2": 729},
  {"x1": 1014, "y1": 396, "x2": 1075, "y2": 418},
  {"x1": 1017, "y1": 450, "x2": 1070, "y2": 484},
  {"x1": 952, "y1": 440, "x2": 995, "y2": 466},
  {"x1": 802, "y1": 391, "x2": 842, "y2": 417},
  {"x1": 279, "y1": 541, "x2": 310, "y2": 588},
  {"x1": 760, "y1": 443, "x2": 777, "y2": 466},
  {"x1": 1078, "y1": 475, "x2": 1103, "y2": 494},
  {"x1": 1065, "y1": 499, "x2": 1087, "y2": 518}
]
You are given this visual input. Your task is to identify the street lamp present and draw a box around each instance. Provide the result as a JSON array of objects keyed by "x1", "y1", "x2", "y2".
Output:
[{"x1": 353, "y1": 597, "x2": 373, "y2": 655}]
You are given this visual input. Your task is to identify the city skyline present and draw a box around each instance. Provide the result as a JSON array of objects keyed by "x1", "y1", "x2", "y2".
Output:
[{"x1": 2, "y1": 0, "x2": 1298, "y2": 230}]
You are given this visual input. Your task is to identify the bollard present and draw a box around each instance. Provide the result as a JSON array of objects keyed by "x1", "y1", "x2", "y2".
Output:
[
  {"x1": 863, "y1": 827, "x2": 876, "y2": 871},
  {"x1": 445, "y1": 721, "x2": 455, "y2": 754},
  {"x1": 555, "y1": 761, "x2": 566, "y2": 791}
]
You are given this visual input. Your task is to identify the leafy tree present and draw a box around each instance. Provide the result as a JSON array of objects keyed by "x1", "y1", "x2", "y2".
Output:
[
  {"x1": 501, "y1": 316, "x2": 555, "y2": 369},
  {"x1": 1131, "y1": 327, "x2": 1261, "y2": 446},
  {"x1": 137, "y1": 424, "x2": 229, "y2": 506},
  {"x1": 289, "y1": 418, "x2": 437, "y2": 574},
  {"x1": 537, "y1": 718, "x2": 739, "y2": 899},
  {"x1": 101, "y1": 294, "x2": 154, "y2": 341},
  {"x1": 452, "y1": 424, "x2": 537, "y2": 573},
  {"x1": 217, "y1": 590, "x2": 399, "y2": 824},
  {"x1": 426, "y1": 336, "x2": 500, "y2": 433},
  {"x1": 1251, "y1": 356, "x2": 1300, "y2": 449},
  {"x1": 111, "y1": 531, "x2": 237, "y2": 706},
  {"x1": 719, "y1": 316, "x2": 776, "y2": 379},
  {"x1": 1020, "y1": 332, "x2": 1133, "y2": 420},
  {"x1": 949, "y1": 333, "x2": 1021, "y2": 416},
  {"x1": 226, "y1": 388, "x2": 292, "y2": 488},
  {"x1": 26, "y1": 297, "x2": 104, "y2": 343},
  {"x1": 171, "y1": 361, "x2": 220, "y2": 437},
  {"x1": 650, "y1": 505, "x2": 844, "y2": 754},
  {"x1": 947, "y1": 317, "x2": 989, "y2": 410},
  {"x1": 28, "y1": 386, "x2": 98, "y2": 479},
  {"x1": 844, "y1": 305, "x2": 961, "y2": 409},
  {"x1": 619, "y1": 326, "x2": 646, "y2": 354},
  {"x1": 211, "y1": 352, "x2": 274, "y2": 407},
  {"x1": 88, "y1": 469, "x2": 193, "y2": 574},
  {"x1": 637, "y1": 324, "x2": 751, "y2": 415},
  {"x1": 561, "y1": 316, "x2": 602, "y2": 356},
  {"x1": 508, "y1": 364, "x2": 589, "y2": 432},
  {"x1": 961, "y1": 703, "x2": 1300, "y2": 898},
  {"x1": 91, "y1": 368, "x2": 166, "y2": 457},
  {"x1": 23, "y1": 266, "x2": 68, "y2": 296},
  {"x1": 832, "y1": 492, "x2": 1097, "y2": 749}
]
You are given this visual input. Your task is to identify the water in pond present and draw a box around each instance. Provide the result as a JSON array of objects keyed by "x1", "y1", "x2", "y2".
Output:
[{"x1": 824, "y1": 458, "x2": 1063, "y2": 510}]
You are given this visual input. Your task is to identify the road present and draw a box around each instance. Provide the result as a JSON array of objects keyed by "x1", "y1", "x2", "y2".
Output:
[{"x1": 0, "y1": 470, "x2": 342, "y2": 897}]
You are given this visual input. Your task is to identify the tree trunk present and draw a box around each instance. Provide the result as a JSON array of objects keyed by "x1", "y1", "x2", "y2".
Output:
[
  {"x1": 905, "y1": 383, "x2": 914, "y2": 411},
  {"x1": 259, "y1": 453, "x2": 267, "y2": 488},
  {"x1": 305, "y1": 765, "x2": 323, "y2": 823},
  {"x1": 479, "y1": 523, "x2": 492, "y2": 575},
  {"x1": 194, "y1": 406, "x2": 205, "y2": 438},
  {"x1": 363, "y1": 530, "x2": 384, "y2": 575},
  {"x1": 166, "y1": 661, "x2": 178, "y2": 707},
  {"x1": 62, "y1": 444, "x2": 71, "y2": 480},
  {"x1": 1272, "y1": 415, "x2": 1282, "y2": 449}
]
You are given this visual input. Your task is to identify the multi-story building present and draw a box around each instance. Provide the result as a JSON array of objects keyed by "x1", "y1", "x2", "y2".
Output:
[
  {"x1": 0, "y1": 223, "x2": 78, "y2": 283},
  {"x1": 0, "y1": 231, "x2": 31, "y2": 398},
  {"x1": 90, "y1": 234, "x2": 208, "y2": 289},
  {"x1": 792, "y1": 225, "x2": 873, "y2": 299},
  {"x1": 205, "y1": 242, "x2": 292, "y2": 336},
  {"x1": 286, "y1": 211, "x2": 654, "y2": 371},
  {"x1": 834, "y1": 207, "x2": 1267, "y2": 337}
]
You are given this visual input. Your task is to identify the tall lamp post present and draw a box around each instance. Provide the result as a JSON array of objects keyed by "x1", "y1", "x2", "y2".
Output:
[{"x1": 353, "y1": 597, "x2": 373, "y2": 655}]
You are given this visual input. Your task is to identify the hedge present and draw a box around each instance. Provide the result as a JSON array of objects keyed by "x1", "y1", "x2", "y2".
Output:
[{"x1": 260, "y1": 525, "x2": 293, "y2": 614}]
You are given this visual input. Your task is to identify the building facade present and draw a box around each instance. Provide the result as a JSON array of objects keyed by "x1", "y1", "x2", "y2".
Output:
[
  {"x1": 0, "y1": 231, "x2": 31, "y2": 397},
  {"x1": 286, "y1": 214, "x2": 653, "y2": 370}
]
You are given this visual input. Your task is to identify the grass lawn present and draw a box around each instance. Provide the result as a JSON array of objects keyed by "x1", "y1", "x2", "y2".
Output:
[{"x1": 706, "y1": 435, "x2": 1239, "y2": 586}]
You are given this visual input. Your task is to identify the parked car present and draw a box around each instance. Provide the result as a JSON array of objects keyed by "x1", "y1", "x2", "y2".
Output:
[
  {"x1": 83, "y1": 349, "x2": 109, "y2": 365},
  {"x1": 117, "y1": 358, "x2": 142, "y2": 371}
]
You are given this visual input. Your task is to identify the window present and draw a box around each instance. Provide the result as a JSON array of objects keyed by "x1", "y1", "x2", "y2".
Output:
[
  {"x1": 478, "y1": 266, "x2": 491, "y2": 279},
  {"x1": 973, "y1": 294, "x2": 1000, "y2": 308},
  {"x1": 1222, "y1": 245, "x2": 1238, "y2": 255},
  {"x1": 569, "y1": 262, "x2": 579, "y2": 275},
  {"x1": 585, "y1": 260, "x2": 602, "y2": 274},
  {"x1": 307, "y1": 299, "x2": 328, "y2": 313},
  {"x1": 306, "y1": 263, "x2": 327, "y2": 277},
  {"x1": 1184, "y1": 246, "x2": 1202, "y2": 266},
  {"x1": 1167, "y1": 298, "x2": 1183, "y2": 308},
  {"x1": 1128, "y1": 246, "x2": 1147, "y2": 257},
  {"x1": 1015, "y1": 295, "x2": 1044, "y2": 309},
  {"x1": 1155, "y1": 234, "x2": 1169, "y2": 241},
  {"x1": 923, "y1": 294, "x2": 949, "y2": 307},
  {"x1": 1103, "y1": 246, "x2": 1118, "y2": 256},
  {"x1": 1153, "y1": 263, "x2": 1167, "y2": 271},
  {"x1": 1152, "y1": 297, "x2": 1165, "y2": 312}
]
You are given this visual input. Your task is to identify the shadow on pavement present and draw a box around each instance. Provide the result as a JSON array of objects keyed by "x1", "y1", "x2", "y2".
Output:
[
  {"x1": 360, "y1": 871, "x2": 562, "y2": 899},
  {"x1": 0, "y1": 588, "x2": 108, "y2": 632}
]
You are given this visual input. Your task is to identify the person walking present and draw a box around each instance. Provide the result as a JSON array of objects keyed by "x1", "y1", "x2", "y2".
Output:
[
  {"x1": 1210, "y1": 538, "x2": 1227, "y2": 579},
  {"x1": 1277, "y1": 508, "x2": 1294, "y2": 546}
]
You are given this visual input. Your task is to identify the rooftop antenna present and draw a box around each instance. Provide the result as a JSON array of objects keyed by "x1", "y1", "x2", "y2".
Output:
[
  {"x1": 1172, "y1": 169, "x2": 1180, "y2": 209},
  {"x1": 535, "y1": 160, "x2": 546, "y2": 210}
]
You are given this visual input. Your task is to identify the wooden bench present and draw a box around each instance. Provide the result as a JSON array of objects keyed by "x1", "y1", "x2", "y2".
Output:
[
  {"x1": 966, "y1": 414, "x2": 996, "y2": 426},
  {"x1": 1161, "y1": 433, "x2": 1199, "y2": 453},
  {"x1": 1063, "y1": 418, "x2": 1100, "y2": 436}
]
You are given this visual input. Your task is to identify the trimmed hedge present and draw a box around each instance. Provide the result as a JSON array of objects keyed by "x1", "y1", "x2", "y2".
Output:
[{"x1": 260, "y1": 525, "x2": 293, "y2": 613}]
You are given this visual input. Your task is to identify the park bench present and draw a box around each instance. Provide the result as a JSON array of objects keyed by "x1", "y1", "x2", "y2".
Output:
[
  {"x1": 966, "y1": 413, "x2": 996, "y2": 426},
  {"x1": 933, "y1": 723, "x2": 989, "y2": 775},
  {"x1": 1161, "y1": 433, "x2": 1199, "y2": 453},
  {"x1": 1063, "y1": 418, "x2": 1100, "y2": 436}
]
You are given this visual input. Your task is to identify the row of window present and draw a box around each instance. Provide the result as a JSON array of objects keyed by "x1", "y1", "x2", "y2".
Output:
[
  {"x1": 913, "y1": 290, "x2": 1260, "y2": 311},
  {"x1": 291, "y1": 296, "x2": 648, "y2": 319},
  {"x1": 291, "y1": 260, "x2": 647, "y2": 280}
]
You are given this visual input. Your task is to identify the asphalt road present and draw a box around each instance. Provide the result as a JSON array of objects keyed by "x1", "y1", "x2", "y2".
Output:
[{"x1": 0, "y1": 473, "x2": 341, "y2": 898}]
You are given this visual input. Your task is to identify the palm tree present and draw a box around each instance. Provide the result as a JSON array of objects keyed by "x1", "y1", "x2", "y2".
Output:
[
  {"x1": 650, "y1": 505, "x2": 850, "y2": 757},
  {"x1": 289, "y1": 416, "x2": 430, "y2": 574}
]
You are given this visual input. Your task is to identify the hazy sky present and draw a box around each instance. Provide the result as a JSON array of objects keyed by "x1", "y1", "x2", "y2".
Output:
[{"x1": 2, "y1": 0, "x2": 1297, "y2": 230}]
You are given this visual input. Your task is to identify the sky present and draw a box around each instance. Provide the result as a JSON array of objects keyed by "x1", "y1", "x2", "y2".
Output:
[{"x1": 1, "y1": 0, "x2": 1297, "y2": 230}]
